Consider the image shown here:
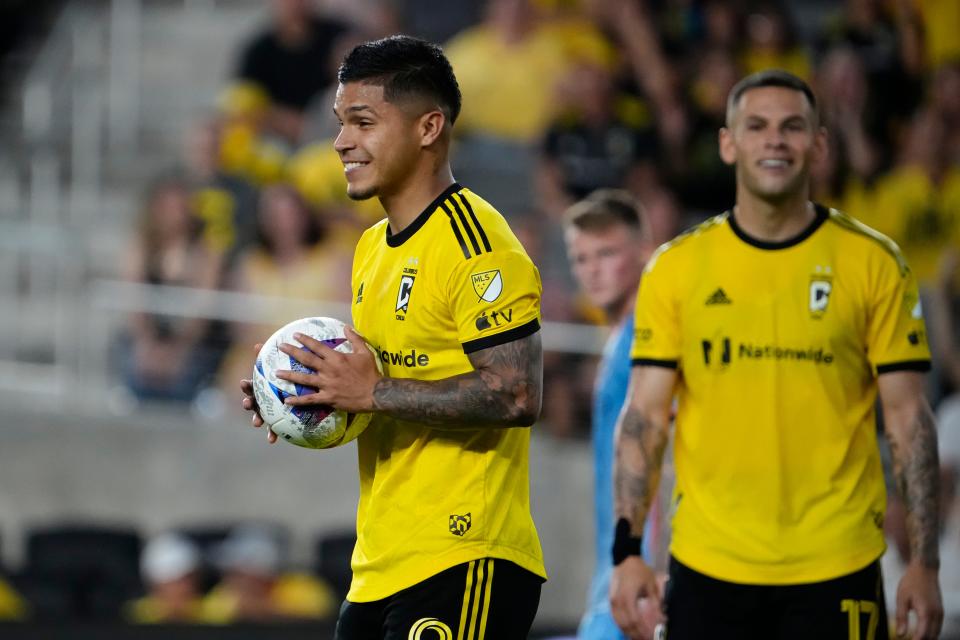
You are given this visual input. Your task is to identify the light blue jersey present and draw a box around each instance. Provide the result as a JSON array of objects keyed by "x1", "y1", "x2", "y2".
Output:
[{"x1": 578, "y1": 314, "x2": 654, "y2": 640}]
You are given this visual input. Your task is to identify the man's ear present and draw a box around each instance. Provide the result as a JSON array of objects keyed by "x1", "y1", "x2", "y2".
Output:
[
  {"x1": 419, "y1": 110, "x2": 446, "y2": 147},
  {"x1": 718, "y1": 126, "x2": 736, "y2": 166},
  {"x1": 812, "y1": 125, "x2": 828, "y2": 167}
]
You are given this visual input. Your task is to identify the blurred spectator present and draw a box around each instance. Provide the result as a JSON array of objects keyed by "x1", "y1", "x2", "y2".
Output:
[
  {"x1": 817, "y1": 0, "x2": 924, "y2": 137},
  {"x1": 184, "y1": 116, "x2": 260, "y2": 264},
  {"x1": 537, "y1": 60, "x2": 659, "y2": 217},
  {"x1": 913, "y1": 0, "x2": 960, "y2": 70},
  {"x1": 118, "y1": 176, "x2": 225, "y2": 402},
  {"x1": 126, "y1": 533, "x2": 205, "y2": 624},
  {"x1": 445, "y1": 0, "x2": 608, "y2": 143},
  {"x1": 218, "y1": 185, "x2": 352, "y2": 388},
  {"x1": 666, "y1": 47, "x2": 739, "y2": 215},
  {"x1": 931, "y1": 62, "x2": 960, "y2": 164},
  {"x1": 225, "y1": 0, "x2": 349, "y2": 144},
  {"x1": 203, "y1": 527, "x2": 335, "y2": 623},
  {"x1": 740, "y1": 3, "x2": 811, "y2": 81},
  {"x1": 395, "y1": 0, "x2": 484, "y2": 44},
  {"x1": 643, "y1": 187, "x2": 685, "y2": 248},
  {"x1": 286, "y1": 137, "x2": 386, "y2": 227},
  {"x1": 815, "y1": 46, "x2": 882, "y2": 179},
  {"x1": 0, "y1": 577, "x2": 28, "y2": 621},
  {"x1": 861, "y1": 108, "x2": 960, "y2": 287}
]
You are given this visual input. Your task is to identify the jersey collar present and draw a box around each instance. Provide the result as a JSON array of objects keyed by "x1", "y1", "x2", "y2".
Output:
[
  {"x1": 727, "y1": 202, "x2": 828, "y2": 250},
  {"x1": 385, "y1": 182, "x2": 463, "y2": 247}
]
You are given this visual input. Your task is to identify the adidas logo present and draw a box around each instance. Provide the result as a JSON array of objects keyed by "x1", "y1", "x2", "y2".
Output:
[{"x1": 705, "y1": 288, "x2": 732, "y2": 305}]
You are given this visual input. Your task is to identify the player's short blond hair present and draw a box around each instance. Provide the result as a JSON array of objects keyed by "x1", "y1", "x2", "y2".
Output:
[{"x1": 562, "y1": 189, "x2": 650, "y2": 240}]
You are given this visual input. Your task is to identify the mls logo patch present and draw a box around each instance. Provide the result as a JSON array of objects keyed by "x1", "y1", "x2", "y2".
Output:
[
  {"x1": 809, "y1": 280, "x2": 831, "y2": 318},
  {"x1": 471, "y1": 270, "x2": 502, "y2": 303},
  {"x1": 396, "y1": 275, "x2": 415, "y2": 313}
]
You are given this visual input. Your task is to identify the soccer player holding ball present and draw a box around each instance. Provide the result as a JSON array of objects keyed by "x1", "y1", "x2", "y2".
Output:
[
  {"x1": 241, "y1": 36, "x2": 545, "y2": 639},
  {"x1": 610, "y1": 71, "x2": 943, "y2": 639}
]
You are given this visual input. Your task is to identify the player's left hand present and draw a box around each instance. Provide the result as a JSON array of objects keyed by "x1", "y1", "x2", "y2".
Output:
[
  {"x1": 895, "y1": 561, "x2": 943, "y2": 639},
  {"x1": 275, "y1": 326, "x2": 381, "y2": 413}
]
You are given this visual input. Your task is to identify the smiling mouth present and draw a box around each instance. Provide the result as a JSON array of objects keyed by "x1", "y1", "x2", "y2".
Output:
[
  {"x1": 758, "y1": 159, "x2": 791, "y2": 168},
  {"x1": 343, "y1": 161, "x2": 369, "y2": 172}
]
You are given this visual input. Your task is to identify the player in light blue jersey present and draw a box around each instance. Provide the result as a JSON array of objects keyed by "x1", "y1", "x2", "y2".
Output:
[{"x1": 563, "y1": 190, "x2": 661, "y2": 639}]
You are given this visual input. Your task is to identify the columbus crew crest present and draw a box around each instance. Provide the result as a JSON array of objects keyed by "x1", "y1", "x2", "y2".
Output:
[
  {"x1": 809, "y1": 266, "x2": 833, "y2": 318},
  {"x1": 396, "y1": 275, "x2": 415, "y2": 313},
  {"x1": 449, "y1": 513, "x2": 472, "y2": 536}
]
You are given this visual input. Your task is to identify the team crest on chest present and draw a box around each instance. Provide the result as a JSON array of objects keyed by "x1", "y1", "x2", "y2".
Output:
[
  {"x1": 809, "y1": 265, "x2": 833, "y2": 318},
  {"x1": 396, "y1": 259, "x2": 420, "y2": 320}
]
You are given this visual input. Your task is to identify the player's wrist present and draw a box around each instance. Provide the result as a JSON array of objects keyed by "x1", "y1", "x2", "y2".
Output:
[{"x1": 612, "y1": 517, "x2": 643, "y2": 566}]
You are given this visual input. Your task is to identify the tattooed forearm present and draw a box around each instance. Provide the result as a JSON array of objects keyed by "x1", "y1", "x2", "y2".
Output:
[
  {"x1": 372, "y1": 332, "x2": 542, "y2": 428},
  {"x1": 615, "y1": 406, "x2": 670, "y2": 536},
  {"x1": 888, "y1": 402, "x2": 941, "y2": 568}
]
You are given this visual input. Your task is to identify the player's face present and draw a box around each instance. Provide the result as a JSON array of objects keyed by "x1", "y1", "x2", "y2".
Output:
[
  {"x1": 565, "y1": 224, "x2": 646, "y2": 316},
  {"x1": 720, "y1": 86, "x2": 825, "y2": 203},
  {"x1": 333, "y1": 82, "x2": 423, "y2": 201}
]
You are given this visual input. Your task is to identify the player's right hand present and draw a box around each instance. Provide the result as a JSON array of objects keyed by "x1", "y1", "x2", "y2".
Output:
[
  {"x1": 610, "y1": 556, "x2": 663, "y2": 639},
  {"x1": 240, "y1": 343, "x2": 277, "y2": 444}
]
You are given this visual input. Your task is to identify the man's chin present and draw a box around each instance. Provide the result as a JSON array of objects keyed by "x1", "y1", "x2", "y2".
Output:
[{"x1": 346, "y1": 185, "x2": 378, "y2": 201}]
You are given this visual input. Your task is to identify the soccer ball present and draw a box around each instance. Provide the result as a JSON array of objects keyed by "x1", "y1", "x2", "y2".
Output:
[{"x1": 252, "y1": 316, "x2": 379, "y2": 449}]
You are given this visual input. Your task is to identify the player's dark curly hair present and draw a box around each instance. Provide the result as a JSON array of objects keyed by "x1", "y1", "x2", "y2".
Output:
[{"x1": 338, "y1": 35, "x2": 462, "y2": 125}]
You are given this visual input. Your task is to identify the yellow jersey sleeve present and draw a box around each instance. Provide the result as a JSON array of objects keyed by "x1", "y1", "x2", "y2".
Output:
[
  {"x1": 447, "y1": 248, "x2": 541, "y2": 353},
  {"x1": 866, "y1": 257, "x2": 931, "y2": 373},
  {"x1": 631, "y1": 250, "x2": 681, "y2": 366}
]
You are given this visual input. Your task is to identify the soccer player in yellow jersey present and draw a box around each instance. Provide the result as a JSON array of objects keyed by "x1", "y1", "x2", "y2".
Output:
[
  {"x1": 240, "y1": 36, "x2": 545, "y2": 639},
  {"x1": 609, "y1": 70, "x2": 944, "y2": 639}
]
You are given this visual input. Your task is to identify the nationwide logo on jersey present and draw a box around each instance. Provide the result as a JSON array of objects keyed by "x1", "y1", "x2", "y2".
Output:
[
  {"x1": 471, "y1": 269, "x2": 503, "y2": 303},
  {"x1": 705, "y1": 288, "x2": 732, "y2": 305},
  {"x1": 449, "y1": 513, "x2": 471, "y2": 536}
]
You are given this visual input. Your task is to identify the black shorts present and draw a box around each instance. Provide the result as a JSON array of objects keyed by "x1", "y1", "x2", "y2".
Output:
[
  {"x1": 664, "y1": 556, "x2": 888, "y2": 640},
  {"x1": 335, "y1": 558, "x2": 543, "y2": 640}
]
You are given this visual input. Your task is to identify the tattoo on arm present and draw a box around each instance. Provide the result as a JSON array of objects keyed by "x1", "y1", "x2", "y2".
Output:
[
  {"x1": 615, "y1": 406, "x2": 670, "y2": 536},
  {"x1": 371, "y1": 332, "x2": 542, "y2": 428},
  {"x1": 888, "y1": 403, "x2": 941, "y2": 568}
]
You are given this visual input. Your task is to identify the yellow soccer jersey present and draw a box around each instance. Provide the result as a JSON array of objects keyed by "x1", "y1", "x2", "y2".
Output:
[
  {"x1": 348, "y1": 183, "x2": 546, "y2": 601},
  {"x1": 631, "y1": 204, "x2": 931, "y2": 585}
]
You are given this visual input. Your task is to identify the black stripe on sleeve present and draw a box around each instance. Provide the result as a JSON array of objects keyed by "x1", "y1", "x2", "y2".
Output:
[
  {"x1": 631, "y1": 358, "x2": 678, "y2": 369},
  {"x1": 441, "y1": 205, "x2": 472, "y2": 259},
  {"x1": 876, "y1": 360, "x2": 931, "y2": 374},
  {"x1": 455, "y1": 192, "x2": 492, "y2": 252},
  {"x1": 443, "y1": 199, "x2": 482, "y2": 256},
  {"x1": 462, "y1": 318, "x2": 540, "y2": 354}
]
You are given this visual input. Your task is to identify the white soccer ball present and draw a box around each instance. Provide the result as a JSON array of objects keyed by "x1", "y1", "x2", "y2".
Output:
[{"x1": 252, "y1": 316, "x2": 379, "y2": 449}]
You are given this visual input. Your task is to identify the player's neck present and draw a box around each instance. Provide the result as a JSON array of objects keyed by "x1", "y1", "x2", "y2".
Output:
[
  {"x1": 733, "y1": 189, "x2": 815, "y2": 243},
  {"x1": 606, "y1": 292, "x2": 637, "y2": 328},
  {"x1": 381, "y1": 167, "x2": 456, "y2": 236}
]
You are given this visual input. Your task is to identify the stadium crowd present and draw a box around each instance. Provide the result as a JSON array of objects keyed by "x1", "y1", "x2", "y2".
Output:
[{"x1": 3, "y1": 0, "x2": 959, "y2": 633}]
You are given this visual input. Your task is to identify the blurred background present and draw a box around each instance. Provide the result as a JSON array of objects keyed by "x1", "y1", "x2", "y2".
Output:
[{"x1": 0, "y1": 0, "x2": 958, "y2": 637}]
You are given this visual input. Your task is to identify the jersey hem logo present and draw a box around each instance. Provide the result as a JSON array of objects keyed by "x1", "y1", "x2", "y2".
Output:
[
  {"x1": 705, "y1": 288, "x2": 732, "y2": 305},
  {"x1": 471, "y1": 269, "x2": 503, "y2": 302},
  {"x1": 449, "y1": 513, "x2": 472, "y2": 536}
]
